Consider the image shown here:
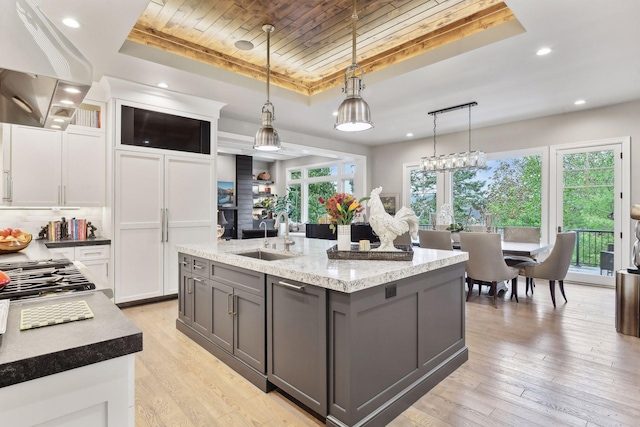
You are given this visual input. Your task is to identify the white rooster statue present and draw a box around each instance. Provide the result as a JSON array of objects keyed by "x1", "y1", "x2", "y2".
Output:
[{"x1": 368, "y1": 187, "x2": 419, "y2": 251}]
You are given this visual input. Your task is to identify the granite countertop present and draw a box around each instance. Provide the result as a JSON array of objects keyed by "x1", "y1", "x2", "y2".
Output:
[
  {"x1": 177, "y1": 235, "x2": 468, "y2": 293},
  {"x1": 43, "y1": 236, "x2": 111, "y2": 248},
  {"x1": 0, "y1": 291, "x2": 142, "y2": 388}
]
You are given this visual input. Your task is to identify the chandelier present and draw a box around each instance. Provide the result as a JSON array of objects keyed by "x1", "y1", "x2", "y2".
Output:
[
  {"x1": 334, "y1": 0, "x2": 373, "y2": 132},
  {"x1": 420, "y1": 102, "x2": 486, "y2": 172},
  {"x1": 254, "y1": 24, "x2": 281, "y2": 151}
]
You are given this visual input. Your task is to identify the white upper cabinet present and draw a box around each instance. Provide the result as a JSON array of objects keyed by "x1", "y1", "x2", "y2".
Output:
[{"x1": 3, "y1": 124, "x2": 105, "y2": 207}]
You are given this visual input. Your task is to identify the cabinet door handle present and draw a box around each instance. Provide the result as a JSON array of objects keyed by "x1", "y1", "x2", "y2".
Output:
[
  {"x1": 2, "y1": 171, "x2": 12, "y2": 202},
  {"x1": 63, "y1": 185, "x2": 66, "y2": 205},
  {"x1": 227, "y1": 293, "x2": 234, "y2": 314},
  {"x1": 232, "y1": 294, "x2": 238, "y2": 315},
  {"x1": 165, "y1": 208, "x2": 169, "y2": 242},
  {"x1": 181, "y1": 261, "x2": 188, "y2": 267},
  {"x1": 160, "y1": 209, "x2": 165, "y2": 242},
  {"x1": 193, "y1": 264, "x2": 204, "y2": 270},
  {"x1": 83, "y1": 251, "x2": 101, "y2": 256},
  {"x1": 187, "y1": 277, "x2": 193, "y2": 294},
  {"x1": 192, "y1": 277, "x2": 203, "y2": 283},
  {"x1": 58, "y1": 185, "x2": 62, "y2": 205},
  {"x1": 277, "y1": 281, "x2": 305, "y2": 291}
]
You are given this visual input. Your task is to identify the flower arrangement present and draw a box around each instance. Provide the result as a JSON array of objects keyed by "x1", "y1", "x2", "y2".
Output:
[{"x1": 318, "y1": 193, "x2": 368, "y2": 231}]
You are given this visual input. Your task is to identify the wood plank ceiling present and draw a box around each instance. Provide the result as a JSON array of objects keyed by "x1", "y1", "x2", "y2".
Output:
[{"x1": 128, "y1": 0, "x2": 517, "y2": 96}]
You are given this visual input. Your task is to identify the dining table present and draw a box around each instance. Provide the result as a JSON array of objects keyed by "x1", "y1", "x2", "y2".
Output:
[{"x1": 451, "y1": 240, "x2": 553, "y2": 257}]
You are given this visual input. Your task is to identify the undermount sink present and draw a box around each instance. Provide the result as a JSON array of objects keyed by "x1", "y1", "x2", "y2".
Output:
[{"x1": 233, "y1": 250, "x2": 300, "y2": 261}]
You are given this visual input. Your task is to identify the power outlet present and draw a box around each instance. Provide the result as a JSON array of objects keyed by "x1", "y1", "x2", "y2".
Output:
[{"x1": 385, "y1": 284, "x2": 397, "y2": 299}]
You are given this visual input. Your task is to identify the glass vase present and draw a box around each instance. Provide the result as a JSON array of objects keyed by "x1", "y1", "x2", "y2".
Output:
[{"x1": 337, "y1": 224, "x2": 351, "y2": 251}]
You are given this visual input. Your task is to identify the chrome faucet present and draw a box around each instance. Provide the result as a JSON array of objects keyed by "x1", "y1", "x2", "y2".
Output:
[
  {"x1": 274, "y1": 211, "x2": 295, "y2": 251},
  {"x1": 259, "y1": 221, "x2": 269, "y2": 248}
]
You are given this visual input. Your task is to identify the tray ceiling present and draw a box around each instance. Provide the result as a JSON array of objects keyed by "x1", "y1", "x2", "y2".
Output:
[{"x1": 128, "y1": 0, "x2": 517, "y2": 96}]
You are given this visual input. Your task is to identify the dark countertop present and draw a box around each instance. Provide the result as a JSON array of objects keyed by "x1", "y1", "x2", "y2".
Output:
[
  {"x1": 0, "y1": 291, "x2": 142, "y2": 388},
  {"x1": 43, "y1": 236, "x2": 111, "y2": 248}
]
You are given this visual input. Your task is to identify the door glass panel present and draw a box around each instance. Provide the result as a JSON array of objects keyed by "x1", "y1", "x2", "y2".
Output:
[{"x1": 561, "y1": 149, "x2": 615, "y2": 277}]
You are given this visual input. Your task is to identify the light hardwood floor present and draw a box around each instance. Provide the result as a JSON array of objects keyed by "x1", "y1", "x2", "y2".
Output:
[{"x1": 122, "y1": 282, "x2": 640, "y2": 426}]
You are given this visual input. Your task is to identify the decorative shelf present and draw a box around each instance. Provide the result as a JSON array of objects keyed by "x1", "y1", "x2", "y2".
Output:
[{"x1": 253, "y1": 179, "x2": 274, "y2": 185}]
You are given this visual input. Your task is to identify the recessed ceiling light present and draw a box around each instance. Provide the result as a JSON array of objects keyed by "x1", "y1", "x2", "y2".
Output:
[
  {"x1": 53, "y1": 118, "x2": 65, "y2": 123},
  {"x1": 62, "y1": 18, "x2": 80, "y2": 28},
  {"x1": 574, "y1": 99, "x2": 586, "y2": 105},
  {"x1": 332, "y1": 111, "x2": 338, "y2": 117},
  {"x1": 406, "y1": 133, "x2": 413, "y2": 137},
  {"x1": 60, "y1": 100, "x2": 74, "y2": 105},
  {"x1": 235, "y1": 40, "x2": 254, "y2": 51},
  {"x1": 536, "y1": 47, "x2": 552, "y2": 56},
  {"x1": 157, "y1": 82, "x2": 169, "y2": 89},
  {"x1": 51, "y1": 125, "x2": 62, "y2": 129},
  {"x1": 64, "y1": 87, "x2": 81, "y2": 94}
]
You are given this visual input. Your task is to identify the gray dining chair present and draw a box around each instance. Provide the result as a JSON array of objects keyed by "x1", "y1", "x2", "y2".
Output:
[
  {"x1": 503, "y1": 226, "x2": 542, "y2": 284},
  {"x1": 459, "y1": 232, "x2": 520, "y2": 308},
  {"x1": 520, "y1": 231, "x2": 577, "y2": 308},
  {"x1": 418, "y1": 230, "x2": 453, "y2": 250}
]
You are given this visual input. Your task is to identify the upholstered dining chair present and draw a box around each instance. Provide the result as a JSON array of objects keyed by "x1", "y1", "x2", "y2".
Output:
[
  {"x1": 520, "y1": 231, "x2": 577, "y2": 308},
  {"x1": 459, "y1": 232, "x2": 520, "y2": 308},
  {"x1": 503, "y1": 227, "x2": 542, "y2": 288},
  {"x1": 418, "y1": 230, "x2": 453, "y2": 250}
]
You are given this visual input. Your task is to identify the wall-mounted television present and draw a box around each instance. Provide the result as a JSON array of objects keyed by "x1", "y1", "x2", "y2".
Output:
[
  {"x1": 120, "y1": 105, "x2": 211, "y2": 154},
  {"x1": 217, "y1": 181, "x2": 234, "y2": 206}
]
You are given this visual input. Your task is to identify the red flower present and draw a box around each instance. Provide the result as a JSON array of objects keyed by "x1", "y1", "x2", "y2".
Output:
[{"x1": 318, "y1": 196, "x2": 325, "y2": 204}]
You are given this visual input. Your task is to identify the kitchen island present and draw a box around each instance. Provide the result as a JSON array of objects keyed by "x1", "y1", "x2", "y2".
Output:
[
  {"x1": 177, "y1": 236, "x2": 468, "y2": 427},
  {"x1": 0, "y1": 241, "x2": 142, "y2": 427}
]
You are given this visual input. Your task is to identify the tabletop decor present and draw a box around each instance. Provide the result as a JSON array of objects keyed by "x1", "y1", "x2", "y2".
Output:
[
  {"x1": 326, "y1": 243, "x2": 413, "y2": 261},
  {"x1": 368, "y1": 187, "x2": 419, "y2": 251},
  {"x1": 318, "y1": 193, "x2": 368, "y2": 250}
]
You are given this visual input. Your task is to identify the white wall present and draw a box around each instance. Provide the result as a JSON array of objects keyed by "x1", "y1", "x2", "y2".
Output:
[{"x1": 217, "y1": 153, "x2": 236, "y2": 182}]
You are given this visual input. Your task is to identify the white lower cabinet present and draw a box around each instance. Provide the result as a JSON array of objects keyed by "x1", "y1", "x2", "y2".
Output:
[
  {"x1": 48, "y1": 245, "x2": 110, "y2": 287},
  {"x1": 114, "y1": 150, "x2": 215, "y2": 304}
]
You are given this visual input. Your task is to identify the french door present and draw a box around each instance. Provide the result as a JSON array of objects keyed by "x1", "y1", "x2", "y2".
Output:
[{"x1": 551, "y1": 138, "x2": 630, "y2": 286}]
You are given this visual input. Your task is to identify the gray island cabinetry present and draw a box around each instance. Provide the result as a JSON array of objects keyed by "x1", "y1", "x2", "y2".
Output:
[
  {"x1": 176, "y1": 237, "x2": 468, "y2": 426},
  {"x1": 177, "y1": 254, "x2": 267, "y2": 390}
]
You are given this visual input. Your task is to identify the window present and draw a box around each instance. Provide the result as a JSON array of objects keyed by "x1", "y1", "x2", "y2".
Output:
[
  {"x1": 286, "y1": 160, "x2": 357, "y2": 223},
  {"x1": 409, "y1": 169, "x2": 437, "y2": 225},
  {"x1": 452, "y1": 155, "x2": 542, "y2": 227}
]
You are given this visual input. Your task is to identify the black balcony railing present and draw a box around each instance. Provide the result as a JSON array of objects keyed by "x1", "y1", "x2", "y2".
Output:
[{"x1": 568, "y1": 228, "x2": 615, "y2": 269}]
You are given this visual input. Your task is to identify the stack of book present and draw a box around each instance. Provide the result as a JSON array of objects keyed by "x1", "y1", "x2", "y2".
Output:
[{"x1": 47, "y1": 218, "x2": 87, "y2": 241}]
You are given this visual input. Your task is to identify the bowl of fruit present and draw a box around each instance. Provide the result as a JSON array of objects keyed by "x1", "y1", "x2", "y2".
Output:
[{"x1": 0, "y1": 228, "x2": 32, "y2": 254}]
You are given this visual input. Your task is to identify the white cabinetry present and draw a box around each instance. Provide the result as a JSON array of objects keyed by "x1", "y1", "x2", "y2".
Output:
[
  {"x1": 48, "y1": 244, "x2": 110, "y2": 286},
  {"x1": 114, "y1": 150, "x2": 215, "y2": 304},
  {"x1": 2, "y1": 124, "x2": 105, "y2": 206}
]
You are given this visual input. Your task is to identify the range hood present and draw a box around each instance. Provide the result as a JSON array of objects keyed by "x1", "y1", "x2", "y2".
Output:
[{"x1": 0, "y1": 0, "x2": 92, "y2": 131}]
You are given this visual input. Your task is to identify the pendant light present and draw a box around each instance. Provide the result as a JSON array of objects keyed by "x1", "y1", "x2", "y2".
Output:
[
  {"x1": 254, "y1": 24, "x2": 281, "y2": 151},
  {"x1": 334, "y1": 0, "x2": 373, "y2": 132},
  {"x1": 420, "y1": 102, "x2": 487, "y2": 172}
]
